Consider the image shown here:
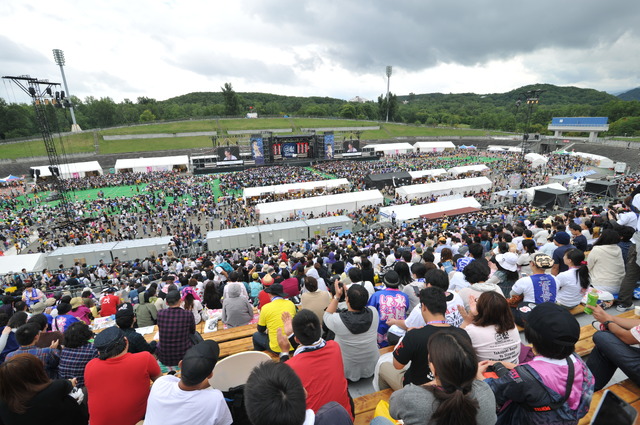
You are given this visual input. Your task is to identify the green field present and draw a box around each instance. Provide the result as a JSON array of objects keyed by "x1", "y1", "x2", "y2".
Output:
[{"x1": 0, "y1": 118, "x2": 511, "y2": 159}]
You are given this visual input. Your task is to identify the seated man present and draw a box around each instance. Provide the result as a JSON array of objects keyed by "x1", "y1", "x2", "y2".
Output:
[
  {"x1": 145, "y1": 340, "x2": 232, "y2": 425},
  {"x1": 366, "y1": 271, "x2": 410, "y2": 347},
  {"x1": 277, "y1": 309, "x2": 354, "y2": 420},
  {"x1": 379, "y1": 286, "x2": 469, "y2": 391},
  {"x1": 115, "y1": 303, "x2": 156, "y2": 354},
  {"x1": 587, "y1": 303, "x2": 640, "y2": 390},
  {"x1": 245, "y1": 360, "x2": 353, "y2": 425},
  {"x1": 156, "y1": 290, "x2": 196, "y2": 370},
  {"x1": 509, "y1": 253, "x2": 556, "y2": 326},
  {"x1": 6, "y1": 322, "x2": 60, "y2": 378},
  {"x1": 252, "y1": 283, "x2": 297, "y2": 353},
  {"x1": 84, "y1": 326, "x2": 161, "y2": 425}
]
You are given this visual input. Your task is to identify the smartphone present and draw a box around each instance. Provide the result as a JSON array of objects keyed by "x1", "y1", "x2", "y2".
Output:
[{"x1": 591, "y1": 389, "x2": 638, "y2": 425}]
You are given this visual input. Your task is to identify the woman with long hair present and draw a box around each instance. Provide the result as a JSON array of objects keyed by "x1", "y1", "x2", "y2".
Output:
[
  {"x1": 387, "y1": 331, "x2": 497, "y2": 425},
  {"x1": 0, "y1": 353, "x2": 88, "y2": 424},
  {"x1": 181, "y1": 292, "x2": 206, "y2": 325},
  {"x1": 439, "y1": 248, "x2": 454, "y2": 274},
  {"x1": 393, "y1": 261, "x2": 413, "y2": 288},
  {"x1": 556, "y1": 248, "x2": 591, "y2": 308},
  {"x1": 588, "y1": 229, "x2": 625, "y2": 294},
  {"x1": 517, "y1": 239, "x2": 537, "y2": 276},
  {"x1": 460, "y1": 291, "x2": 521, "y2": 364},
  {"x1": 202, "y1": 280, "x2": 222, "y2": 310}
]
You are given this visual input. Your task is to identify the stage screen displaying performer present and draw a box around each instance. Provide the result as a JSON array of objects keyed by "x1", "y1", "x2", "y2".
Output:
[
  {"x1": 324, "y1": 133, "x2": 334, "y2": 159},
  {"x1": 217, "y1": 146, "x2": 240, "y2": 161},
  {"x1": 250, "y1": 135, "x2": 264, "y2": 165},
  {"x1": 343, "y1": 140, "x2": 360, "y2": 153}
]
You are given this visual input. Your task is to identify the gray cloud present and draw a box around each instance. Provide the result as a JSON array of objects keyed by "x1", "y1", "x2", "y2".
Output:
[{"x1": 245, "y1": 1, "x2": 640, "y2": 73}]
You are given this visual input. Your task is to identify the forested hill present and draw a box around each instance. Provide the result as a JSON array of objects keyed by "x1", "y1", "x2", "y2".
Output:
[{"x1": 618, "y1": 87, "x2": 640, "y2": 101}]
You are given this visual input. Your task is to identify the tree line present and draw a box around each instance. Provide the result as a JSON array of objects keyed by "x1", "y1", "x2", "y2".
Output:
[{"x1": 1, "y1": 82, "x2": 639, "y2": 139}]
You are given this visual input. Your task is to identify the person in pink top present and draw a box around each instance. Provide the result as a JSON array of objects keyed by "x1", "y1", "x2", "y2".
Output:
[{"x1": 69, "y1": 298, "x2": 93, "y2": 325}]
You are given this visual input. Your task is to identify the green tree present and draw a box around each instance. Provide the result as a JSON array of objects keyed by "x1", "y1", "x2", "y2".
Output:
[
  {"x1": 221, "y1": 83, "x2": 241, "y2": 116},
  {"x1": 377, "y1": 93, "x2": 398, "y2": 121},
  {"x1": 139, "y1": 109, "x2": 156, "y2": 122},
  {"x1": 339, "y1": 104, "x2": 356, "y2": 119}
]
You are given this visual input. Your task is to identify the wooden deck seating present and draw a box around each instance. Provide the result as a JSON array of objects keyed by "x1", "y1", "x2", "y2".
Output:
[
  {"x1": 578, "y1": 379, "x2": 640, "y2": 425},
  {"x1": 353, "y1": 389, "x2": 394, "y2": 425}
]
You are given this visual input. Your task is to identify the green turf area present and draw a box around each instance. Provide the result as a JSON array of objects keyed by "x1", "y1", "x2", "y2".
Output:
[
  {"x1": 100, "y1": 135, "x2": 213, "y2": 154},
  {"x1": 305, "y1": 167, "x2": 336, "y2": 180},
  {"x1": 0, "y1": 132, "x2": 95, "y2": 160},
  {"x1": 100, "y1": 121, "x2": 220, "y2": 135}
]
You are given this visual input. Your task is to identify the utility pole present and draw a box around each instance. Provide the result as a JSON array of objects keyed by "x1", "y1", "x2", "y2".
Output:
[
  {"x1": 52, "y1": 49, "x2": 81, "y2": 132},
  {"x1": 385, "y1": 66, "x2": 392, "y2": 123}
]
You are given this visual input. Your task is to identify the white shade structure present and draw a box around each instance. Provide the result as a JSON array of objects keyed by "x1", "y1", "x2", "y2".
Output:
[
  {"x1": 0, "y1": 253, "x2": 47, "y2": 275},
  {"x1": 379, "y1": 197, "x2": 482, "y2": 222},
  {"x1": 255, "y1": 190, "x2": 383, "y2": 222},
  {"x1": 408, "y1": 169, "x2": 448, "y2": 180},
  {"x1": 243, "y1": 179, "x2": 350, "y2": 200},
  {"x1": 395, "y1": 177, "x2": 492, "y2": 200},
  {"x1": 31, "y1": 161, "x2": 103, "y2": 180},
  {"x1": 524, "y1": 153, "x2": 549, "y2": 168},
  {"x1": 448, "y1": 164, "x2": 490, "y2": 176},
  {"x1": 571, "y1": 152, "x2": 614, "y2": 168},
  {"x1": 362, "y1": 142, "x2": 414, "y2": 155},
  {"x1": 413, "y1": 141, "x2": 455, "y2": 152},
  {"x1": 114, "y1": 155, "x2": 189, "y2": 173}
]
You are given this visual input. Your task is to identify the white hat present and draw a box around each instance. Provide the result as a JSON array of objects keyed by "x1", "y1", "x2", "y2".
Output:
[{"x1": 496, "y1": 252, "x2": 518, "y2": 272}]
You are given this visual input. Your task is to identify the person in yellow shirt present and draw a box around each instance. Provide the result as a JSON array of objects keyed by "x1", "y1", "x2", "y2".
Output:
[{"x1": 252, "y1": 283, "x2": 297, "y2": 353}]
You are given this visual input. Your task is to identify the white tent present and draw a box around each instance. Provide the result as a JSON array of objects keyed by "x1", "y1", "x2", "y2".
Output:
[
  {"x1": 448, "y1": 164, "x2": 490, "y2": 176},
  {"x1": 243, "y1": 179, "x2": 350, "y2": 200},
  {"x1": 362, "y1": 142, "x2": 414, "y2": 155},
  {"x1": 114, "y1": 155, "x2": 189, "y2": 173},
  {"x1": 524, "y1": 153, "x2": 549, "y2": 168},
  {"x1": 31, "y1": 161, "x2": 103, "y2": 180},
  {"x1": 0, "y1": 253, "x2": 47, "y2": 275},
  {"x1": 379, "y1": 197, "x2": 482, "y2": 223},
  {"x1": 413, "y1": 141, "x2": 455, "y2": 152},
  {"x1": 395, "y1": 177, "x2": 492, "y2": 200},
  {"x1": 255, "y1": 190, "x2": 383, "y2": 222},
  {"x1": 111, "y1": 237, "x2": 173, "y2": 262},
  {"x1": 408, "y1": 169, "x2": 448, "y2": 180},
  {"x1": 571, "y1": 152, "x2": 614, "y2": 168}
]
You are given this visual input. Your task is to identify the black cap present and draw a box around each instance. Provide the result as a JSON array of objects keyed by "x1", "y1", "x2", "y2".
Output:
[
  {"x1": 264, "y1": 283, "x2": 287, "y2": 297},
  {"x1": 526, "y1": 302, "x2": 580, "y2": 347},
  {"x1": 115, "y1": 302, "x2": 134, "y2": 319},
  {"x1": 165, "y1": 290, "x2": 181, "y2": 304},
  {"x1": 94, "y1": 326, "x2": 125, "y2": 352},
  {"x1": 181, "y1": 340, "x2": 220, "y2": 385},
  {"x1": 383, "y1": 270, "x2": 400, "y2": 288}
]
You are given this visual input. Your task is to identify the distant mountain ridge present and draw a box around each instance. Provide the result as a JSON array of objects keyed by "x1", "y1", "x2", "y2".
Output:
[{"x1": 618, "y1": 87, "x2": 640, "y2": 101}]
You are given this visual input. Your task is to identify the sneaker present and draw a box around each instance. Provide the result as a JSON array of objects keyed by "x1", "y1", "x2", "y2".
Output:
[
  {"x1": 592, "y1": 321, "x2": 606, "y2": 332},
  {"x1": 616, "y1": 304, "x2": 634, "y2": 312}
]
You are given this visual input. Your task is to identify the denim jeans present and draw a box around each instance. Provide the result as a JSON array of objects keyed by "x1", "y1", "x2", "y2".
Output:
[
  {"x1": 252, "y1": 331, "x2": 270, "y2": 351},
  {"x1": 586, "y1": 330, "x2": 640, "y2": 390}
]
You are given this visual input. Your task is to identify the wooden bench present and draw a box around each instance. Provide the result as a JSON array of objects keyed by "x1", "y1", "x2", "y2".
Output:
[
  {"x1": 353, "y1": 389, "x2": 394, "y2": 425},
  {"x1": 516, "y1": 304, "x2": 585, "y2": 332},
  {"x1": 578, "y1": 379, "x2": 640, "y2": 425},
  {"x1": 143, "y1": 323, "x2": 257, "y2": 344}
]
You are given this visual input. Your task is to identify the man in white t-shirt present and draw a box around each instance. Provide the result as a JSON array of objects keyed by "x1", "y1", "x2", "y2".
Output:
[{"x1": 144, "y1": 340, "x2": 232, "y2": 425}]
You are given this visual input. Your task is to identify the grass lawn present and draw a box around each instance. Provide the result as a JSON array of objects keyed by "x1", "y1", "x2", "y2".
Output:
[
  {"x1": 100, "y1": 135, "x2": 213, "y2": 154},
  {"x1": 100, "y1": 120, "x2": 220, "y2": 135},
  {"x1": 0, "y1": 132, "x2": 95, "y2": 159}
]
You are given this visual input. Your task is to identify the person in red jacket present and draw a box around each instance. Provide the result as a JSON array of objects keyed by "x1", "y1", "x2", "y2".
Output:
[
  {"x1": 99, "y1": 287, "x2": 120, "y2": 317},
  {"x1": 277, "y1": 309, "x2": 354, "y2": 420}
]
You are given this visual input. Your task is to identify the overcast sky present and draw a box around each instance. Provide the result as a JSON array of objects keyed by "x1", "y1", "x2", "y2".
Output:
[{"x1": 1, "y1": 1, "x2": 639, "y2": 104}]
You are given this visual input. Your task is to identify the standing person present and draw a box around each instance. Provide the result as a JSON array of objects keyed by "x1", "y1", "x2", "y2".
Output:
[
  {"x1": 367, "y1": 271, "x2": 410, "y2": 347},
  {"x1": 84, "y1": 326, "x2": 161, "y2": 425},
  {"x1": 385, "y1": 332, "x2": 497, "y2": 425},
  {"x1": 252, "y1": 283, "x2": 297, "y2": 353},
  {"x1": 0, "y1": 354, "x2": 88, "y2": 425},
  {"x1": 323, "y1": 283, "x2": 379, "y2": 382},
  {"x1": 480, "y1": 303, "x2": 594, "y2": 425},
  {"x1": 156, "y1": 290, "x2": 196, "y2": 371},
  {"x1": 144, "y1": 341, "x2": 232, "y2": 425},
  {"x1": 378, "y1": 287, "x2": 470, "y2": 391}
]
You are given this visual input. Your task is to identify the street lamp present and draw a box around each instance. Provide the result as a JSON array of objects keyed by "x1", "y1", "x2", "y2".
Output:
[
  {"x1": 52, "y1": 49, "x2": 81, "y2": 132},
  {"x1": 385, "y1": 66, "x2": 392, "y2": 123}
]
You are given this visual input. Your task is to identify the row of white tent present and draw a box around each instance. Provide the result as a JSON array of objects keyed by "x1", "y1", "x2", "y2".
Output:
[
  {"x1": 243, "y1": 179, "x2": 351, "y2": 201},
  {"x1": 395, "y1": 176, "x2": 493, "y2": 200},
  {"x1": 255, "y1": 190, "x2": 383, "y2": 222},
  {"x1": 362, "y1": 141, "x2": 457, "y2": 155},
  {"x1": 379, "y1": 197, "x2": 482, "y2": 223},
  {"x1": 494, "y1": 183, "x2": 568, "y2": 201}
]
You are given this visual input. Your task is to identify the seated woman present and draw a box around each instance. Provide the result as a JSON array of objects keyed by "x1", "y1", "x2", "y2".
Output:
[
  {"x1": 221, "y1": 284, "x2": 254, "y2": 328},
  {"x1": 0, "y1": 353, "x2": 88, "y2": 425},
  {"x1": 458, "y1": 261, "x2": 503, "y2": 309},
  {"x1": 382, "y1": 331, "x2": 497, "y2": 425},
  {"x1": 556, "y1": 248, "x2": 590, "y2": 308},
  {"x1": 480, "y1": 302, "x2": 594, "y2": 425},
  {"x1": 588, "y1": 229, "x2": 625, "y2": 295},
  {"x1": 459, "y1": 291, "x2": 521, "y2": 364}
]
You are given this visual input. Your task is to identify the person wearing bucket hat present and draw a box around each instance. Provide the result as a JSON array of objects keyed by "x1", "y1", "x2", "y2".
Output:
[
  {"x1": 144, "y1": 340, "x2": 232, "y2": 425},
  {"x1": 509, "y1": 253, "x2": 557, "y2": 326},
  {"x1": 489, "y1": 251, "x2": 520, "y2": 298},
  {"x1": 481, "y1": 302, "x2": 594, "y2": 424},
  {"x1": 85, "y1": 326, "x2": 161, "y2": 425},
  {"x1": 253, "y1": 283, "x2": 297, "y2": 353},
  {"x1": 366, "y1": 270, "x2": 410, "y2": 347}
]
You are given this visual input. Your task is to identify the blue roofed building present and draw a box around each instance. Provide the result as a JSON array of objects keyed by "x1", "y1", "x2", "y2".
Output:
[{"x1": 547, "y1": 117, "x2": 609, "y2": 142}]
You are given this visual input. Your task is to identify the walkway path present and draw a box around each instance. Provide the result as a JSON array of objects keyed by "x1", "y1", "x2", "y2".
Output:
[{"x1": 304, "y1": 166, "x2": 336, "y2": 180}]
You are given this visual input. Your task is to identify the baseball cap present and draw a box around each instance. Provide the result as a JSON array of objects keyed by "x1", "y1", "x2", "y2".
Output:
[
  {"x1": 165, "y1": 290, "x2": 181, "y2": 304},
  {"x1": 115, "y1": 302, "x2": 135, "y2": 319},
  {"x1": 181, "y1": 340, "x2": 220, "y2": 385},
  {"x1": 526, "y1": 302, "x2": 579, "y2": 347},
  {"x1": 94, "y1": 326, "x2": 125, "y2": 352},
  {"x1": 531, "y1": 253, "x2": 554, "y2": 269}
]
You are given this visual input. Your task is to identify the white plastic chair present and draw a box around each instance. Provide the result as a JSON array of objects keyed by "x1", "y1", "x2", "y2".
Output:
[{"x1": 208, "y1": 351, "x2": 272, "y2": 391}]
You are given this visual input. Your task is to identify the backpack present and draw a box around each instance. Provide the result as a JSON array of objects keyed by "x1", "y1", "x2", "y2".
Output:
[
  {"x1": 219, "y1": 262, "x2": 234, "y2": 273},
  {"x1": 223, "y1": 384, "x2": 251, "y2": 425}
]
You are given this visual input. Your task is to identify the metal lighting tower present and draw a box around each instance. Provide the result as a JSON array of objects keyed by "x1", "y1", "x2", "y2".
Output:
[
  {"x1": 52, "y1": 49, "x2": 81, "y2": 132},
  {"x1": 385, "y1": 65, "x2": 392, "y2": 123},
  {"x1": 516, "y1": 89, "x2": 544, "y2": 172},
  {"x1": 2, "y1": 75, "x2": 75, "y2": 226}
]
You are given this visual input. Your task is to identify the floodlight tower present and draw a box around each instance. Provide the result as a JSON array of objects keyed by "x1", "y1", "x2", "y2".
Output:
[
  {"x1": 516, "y1": 89, "x2": 544, "y2": 172},
  {"x1": 52, "y1": 49, "x2": 81, "y2": 132},
  {"x1": 385, "y1": 65, "x2": 392, "y2": 123}
]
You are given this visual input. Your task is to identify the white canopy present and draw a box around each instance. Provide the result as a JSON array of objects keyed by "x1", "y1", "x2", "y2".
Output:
[
  {"x1": 31, "y1": 161, "x2": 103, "y2": 180},
  {"x1": 524, "y1": 153, "x2": 549, "y2": 168},
  {"x1": 0, "y1": 253, "x2": 47, "y2": 275},
  {"x1": 255, "y1": 190, "x2": 383, "y2": 222},
  {"x1": 408, "y1": 169, "x2": 448, "y2": 180},
  {"x1": 362, "y1": 143, "x2": 414, "y2": 155},
  {"x1": 114, "y1": 155, "x2": 189, "y2": 173},
  {"x1": 413, "y1": 141, "x2": 455, "y2": 152},
  {"x1": 571, "y1": 152, "x2": 614, "y2": 168},
  {"x1": 448, "y1": 164, "x2": 490, "y2": 176},
  {"x1": 379, "y1": 197, "x2": 482, "y2": 223},
  {"x1": 395, "y1": 176, "x2": 492, "y2": 200},
  {"x1": 243, "y1": 179, "x2": 350, "y2": 199},
  {"x1": 522, "y1": 183, "x2": 567, "y2": 200}
]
